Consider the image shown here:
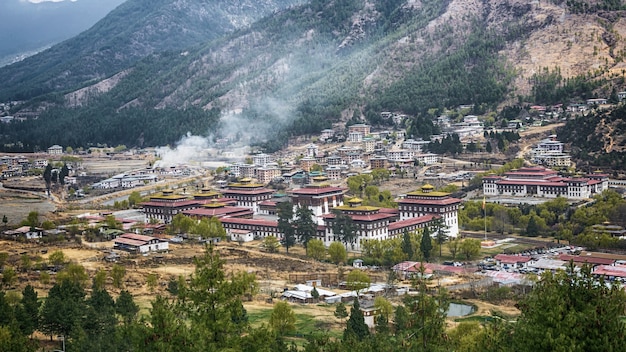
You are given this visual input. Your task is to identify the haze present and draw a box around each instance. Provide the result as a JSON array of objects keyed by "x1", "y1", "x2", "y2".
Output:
[{"x1": 0, "y1": 0, "x2": 127, "y2": 65}]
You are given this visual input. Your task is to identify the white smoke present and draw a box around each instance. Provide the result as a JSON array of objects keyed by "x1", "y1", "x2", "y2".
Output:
[
  {"x1": 154, "y1": 133, "x2": 211, "y2": 168},
  {"x1": 153, "y1": 97, "x2": 295, "y2": 168}
]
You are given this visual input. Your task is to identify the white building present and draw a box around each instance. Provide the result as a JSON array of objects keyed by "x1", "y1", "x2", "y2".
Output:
[
  {"x1": 290, "y1": 185, "x2": 346, "y2": 225},
  {"x1": 386, "y1": 149, "x2": 414, "y2": 162},
  {"x1": 529, "y1": 136, "x2": 571, "y2": 168},
  {"x1": 402, "y1": 139, "x2": 430, "y2": 153},
  {"x1": 415, "y1": 153, "x2": 440, "y2": 165},
  {"x1": 306, "y1": 144, "x2": 319, "y2": 157},
  {"x1": 397, "y1": 184, "x2": 462, "y2": 238},
  {"x1": 320, "y1": 129, "x2": 335, "y2": 141},
  {"x1": 348, "y1": 131, "x2": 364, "y2": 143},
  {"x1": 113, "y1": 233, "x2": 169, "y2": 253},
  {"x1": 229, "y1": 229, "x2": 255, "y2": 243},
  {"x1": 47, "y1": 145, "x2": 63, "y2": 155},
  {"x1": 483, "y1": 167, "x2": 609, "y2": 200},
  {"x1": 252, "y1": 153, "x2": 271, "y2": 167}
]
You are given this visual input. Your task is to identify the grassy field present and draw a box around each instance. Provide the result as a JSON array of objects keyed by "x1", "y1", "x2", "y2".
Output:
[{"x1": 247, "y1": 302, "x2": 344, "y2": 345}]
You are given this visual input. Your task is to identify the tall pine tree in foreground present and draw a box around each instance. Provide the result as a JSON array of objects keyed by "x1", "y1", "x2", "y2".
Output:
[{"x1": 343, "y1": 299, "x2": 369, "y2": 341}]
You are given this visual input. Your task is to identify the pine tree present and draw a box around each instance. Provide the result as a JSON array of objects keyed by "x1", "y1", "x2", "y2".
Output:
[
  {"x1": 277, "y1": 202, "x2": 296, "y2": 253},
  {"x1": 294, "y1": 205, "x2": 316, "y2": 253},
  {"x1": 344, "y1": 299, "x2": 369, "y2": 341},
  {"x1": 401, "y1": 230, "x2": 414, "y2": 260},
  {"x1": 420, "y1": 227, "x2": 433, "y2": 262}
]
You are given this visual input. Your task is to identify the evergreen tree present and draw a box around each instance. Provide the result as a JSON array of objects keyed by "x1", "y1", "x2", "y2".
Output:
[
  {"x1": 334, "y1": 302, "x2": 348, "y2": 321},
  {"x1": 16, "y1": 285, "x2": 40, "y2": 336},
  {"x1": 40, "y1": 279, "x2": 86, "y2": 339},
  {"x1": 78, "y1": 288, "x2": 117, "y2": 351},
  {"x1": 43, "y1": 164, "x2": 52, "y2": 189},
  {"x1": 433, "y1": 217, "x2": 449, "y2": 258},
  {"x1": 375, "y1": 314, "x2": 390, "y2": 335},
  {"x1": 512, "y1": 263, "x2": 626, "y2": 352},
  {"x1": 331, "y1": 210, "x2": 357, "y2": 250},
  {"x1": 294, "y1": 205, "x2": 317, "y2": 253},
  {"x1": 176, "y1": 245, "x2": 257, "y2": 349},
  {"x1": 526, "y1": 216, "x2": 539, "y2": 237},
  {"x1": 59, "y1": 163, "x2": 69, "y2": 185},
  {"x1": 115, "y1": 290, "x2": 139, "y2": 325},
  {"x1": 277, "y1": 202, "x2": 296, "y2": 253},
  {"x1": 420, "y1": 227, "x2": 433, "y2": 262},
  {"x1": 401, "y1": 230, "x2": 414, "y2": 260},
  {"x1": 394, "y1": 305, "x2": 410, "y2": 333},
  {"x1": 344, "y1": 299, "x2": 369, "y2": 341}
]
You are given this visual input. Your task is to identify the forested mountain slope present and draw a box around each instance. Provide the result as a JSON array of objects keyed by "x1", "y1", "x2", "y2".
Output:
[
  {"x1": 2, "y1": 0, "x2": 626, "y2": 152},
  {"x1": 0, "y1": 0, "x2": 305, "y2": 101}
]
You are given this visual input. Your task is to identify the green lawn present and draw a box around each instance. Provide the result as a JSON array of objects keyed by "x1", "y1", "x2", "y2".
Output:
[{"x1": 247, "y1": 303, "x2": 344, "y2": 344}]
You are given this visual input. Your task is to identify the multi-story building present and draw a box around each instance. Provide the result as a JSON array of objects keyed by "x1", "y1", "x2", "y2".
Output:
[
  {"x1": 348, "y1": 131, "x2": 364, "y2": 143},
  {"x1": 326, "y1": 155, "x2": 342, "y2": 166},
  {"x1": 299, "y1": 156, "x2": 317, "y2": 172},
  {"x1": 290, "y1": 185, "x2": 346, "y2": 224},
  {"x1": 482, "y1": 167, "x2": 609, "y2": 200},
  {"x1": 529, "y1": 136, "x2": 571, "y2": 168},
  {"x1": 363, "y1": 138, "x2": 376, "y2": 153},
  {"x1": 370, "y1": 156, "x2": 388, "y2": 169},
  {"x1": 415, "y1": 153, "x2": 440, "y2": 165},
  {"x1": 402, "y1": 139, "x2": 430, "y2": 153},
  {"x1": 325, "y1": 165, "x2": 346, "y2": 180},
  {"x1": 256, "y1": 166, "x2": 282, "y2": 184},
  {"x1": 397, "y1": 184, "x2": 462, "y2": 238},
  {"x1": 252, "y1": 153, "x2": 271, "y2": 167},
  {"x1": 47, "y1": 145, "x2": 63, "y2": 155},
  {"x1": 141, "y1": 190, "x2": 203, "y2": 224},
  {"x1": 220, "y1": 181, "x2": 274, "y2": 214},
  {"x1": 320, "y1": 129, "x2": 335, "y2": 141},
  {"x1": 306, "y1": 144, "x2": 319, "y2": 157},
  {"x1": 386, "y1": 149, "x2": 415, "y2": 162},
  {"x1": 322, "y1": 199, "x2": 396, "y2": 250},
  {"x1": 231, "y1": 162, "x2": 257, "y2": 178},
  {"x1": 348, "y1": 123, "x2": 371, "y2": 136}
]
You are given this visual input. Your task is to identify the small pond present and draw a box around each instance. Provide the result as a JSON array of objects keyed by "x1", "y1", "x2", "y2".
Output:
[{"x1": 446, "y1": 303, "x2": 475, "y2": 317}]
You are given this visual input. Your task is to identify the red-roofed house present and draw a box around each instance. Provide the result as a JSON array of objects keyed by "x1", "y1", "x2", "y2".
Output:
[
  {"x1": 494, "y1": 254, "x2": 533, "y2": 269},
  {"x1": 558, "y1": 254, "x2": 615, "y2": 266},
  {"x1": 113, "y1": 233, "x2": 169, "y2": 253}
]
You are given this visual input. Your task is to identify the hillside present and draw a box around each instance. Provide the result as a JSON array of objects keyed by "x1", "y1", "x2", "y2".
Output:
[
  {"x1": 0, "y1": 0, "x2": 305, "y2": 101},
  {"x1": 1, "y1": 0, "x2": 626, "y2": 156}
]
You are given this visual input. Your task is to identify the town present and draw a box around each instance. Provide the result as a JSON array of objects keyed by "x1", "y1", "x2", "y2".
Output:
[{"x1": 1, "y1": 101, "x2": 625, "y2": 350}]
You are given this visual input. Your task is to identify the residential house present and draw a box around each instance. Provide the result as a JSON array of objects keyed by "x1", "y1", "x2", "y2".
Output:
[
  {"x1": 113, "y1": 233, "x2": 169, "y2": 253},
  {"x1": 47, "y1": 145, "x2": 63, "y2": 155}
]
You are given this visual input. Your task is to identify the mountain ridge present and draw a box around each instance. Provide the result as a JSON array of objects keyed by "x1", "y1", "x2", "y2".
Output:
[{"x1": 0, "y1": 0, "x2": 625, "y2": 159}]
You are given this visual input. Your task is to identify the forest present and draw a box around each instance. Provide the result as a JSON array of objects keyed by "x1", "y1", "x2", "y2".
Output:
[{"x1": 557, "y1": 104, "x2": 626, "y2": 170}]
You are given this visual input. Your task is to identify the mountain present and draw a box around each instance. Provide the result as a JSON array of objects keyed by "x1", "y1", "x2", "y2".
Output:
[
  {"x1": 1, "y1": 0, "x2": 626, "y2": 155},
  {"x1": 0, "y1": 0, "x2": 127, "y2": 67},
  {"x1": 0, "y1": 0, "x2": 305, "y2": 101}
]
